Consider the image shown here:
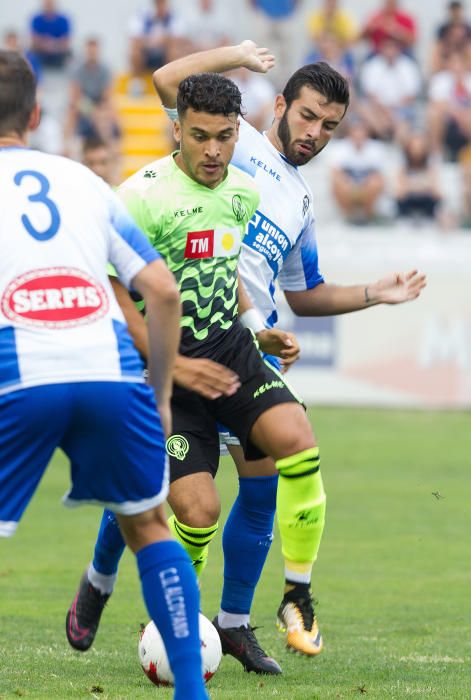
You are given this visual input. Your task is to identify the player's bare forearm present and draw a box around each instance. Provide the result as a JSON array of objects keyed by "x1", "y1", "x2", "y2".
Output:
[
  {"x1": 284, "y1": 271, "x2": 426, "y2": 316},
  {"x1": 284, "y1": 283, "x2": 372, "y2": 316},
  {"x1": 132, "y1": 260, "x2": 181, "y2": 410},
  {"x1": 153, "y1": 40, "x2": 274, "y2": 108},
  {"x1": 109, "y1": 276, "x2": 149, "y2": 359}
]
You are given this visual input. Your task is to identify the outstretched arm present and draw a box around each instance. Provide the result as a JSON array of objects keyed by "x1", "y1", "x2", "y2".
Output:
[
  {"x1": 153, "y1": 39, "x2": 275, "y2": 108},
  {"x1": 284, "y1": 270, "x2": 427, "y2": 317}
]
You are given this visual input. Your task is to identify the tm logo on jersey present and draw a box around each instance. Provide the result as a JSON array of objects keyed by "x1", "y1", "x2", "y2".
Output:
[
  {"x1": 184, "y1": 229, "x2": 241, "y2": 259},
  {"x1": 244, "y1": 211, "x2": 292, "y2": 274}
]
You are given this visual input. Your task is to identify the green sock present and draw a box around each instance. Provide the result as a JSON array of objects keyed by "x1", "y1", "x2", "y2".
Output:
[
  {"x1": 168, "y1": 515, "x2": 218, "y2": 577},
  {"x1": 276, "y1": 447, "x2": 326, "y2": 566}
]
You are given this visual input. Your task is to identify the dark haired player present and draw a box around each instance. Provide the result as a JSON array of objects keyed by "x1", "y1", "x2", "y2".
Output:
[
  {"x1": 66, "y1": 70, "x2": 319, "y2": 674},
  {"x1": 150, "y1": 40, "x2": 425, "y2": 664},
  {"x1": 0, "y1": 49, "x2": 208, "y2": 700}
]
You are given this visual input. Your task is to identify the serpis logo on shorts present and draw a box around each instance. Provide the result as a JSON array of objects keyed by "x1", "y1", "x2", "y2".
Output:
[
  {"x1": 184, "y1": 228, "x2": 241, "y2": 259},
  {"x1": 244, "y1": 211, "x2": 292, "y2": 274},
  {"x1": 1, "y1": 267, "x2": 109, "y2": 329}
]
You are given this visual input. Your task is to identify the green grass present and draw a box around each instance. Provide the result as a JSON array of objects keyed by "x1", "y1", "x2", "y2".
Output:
[{"x1": 1, "y1": 407, "x2": 470, "y2": 699}]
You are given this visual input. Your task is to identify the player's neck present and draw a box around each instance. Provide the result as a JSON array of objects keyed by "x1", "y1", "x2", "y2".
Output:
[
  {"x1": 265, "y1": 123, "x2": 286, "y2": 158},
  {"x1": 0, "y1": 133, "x2": 27, "y2": 149}
]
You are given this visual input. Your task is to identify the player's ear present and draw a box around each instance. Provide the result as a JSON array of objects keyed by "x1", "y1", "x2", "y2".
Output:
[
  {"x1": 274, "y1": 94, "x2": 287, "y2": 120},
  {"x1": 235, "y1": 118, "x2": 240, "y2": 142},
  {"x1": 28, "y1": 102, "x2": 41, "y2": 132},
  {"x1": 173, "y1": 119, "x2": 182, "y2": 145}
]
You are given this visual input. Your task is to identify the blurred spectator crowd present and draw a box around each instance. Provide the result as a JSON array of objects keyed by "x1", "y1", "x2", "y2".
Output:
[{"x1": 3, "y1": 0, "x2": 471, "y2": 230}]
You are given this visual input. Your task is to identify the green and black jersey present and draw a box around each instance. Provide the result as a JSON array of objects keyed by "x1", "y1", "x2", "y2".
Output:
[{"x1": 118, "y1": 154, "x2": 259, "y2": 357}]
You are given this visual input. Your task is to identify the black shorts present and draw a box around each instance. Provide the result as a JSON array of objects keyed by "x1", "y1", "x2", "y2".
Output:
[{"x1": 166, "y1": 322, "x2": 301, "y2": 483}]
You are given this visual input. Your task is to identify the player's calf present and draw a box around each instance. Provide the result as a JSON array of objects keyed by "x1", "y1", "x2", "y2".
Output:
[
  {"x1": 275, "y1": 447, "x2": 326, "y2": 656},
  {"x1": 118, "y1": 507, "x2": 209, "y2": 700},
  {"x1": 168, "y1": 471, "x2": 221, "y2": 576},
  {"x1": 168, "y1": 514, "x2": 219, "y2": 577}
]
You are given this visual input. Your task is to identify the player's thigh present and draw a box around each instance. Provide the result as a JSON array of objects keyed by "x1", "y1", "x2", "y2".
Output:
[
  {"x1": 250, "y1": 402, "x2": 317, "y2": 461},
  {"x1": 218, "y1": 338, "x2": 309, "y2": 461},
  {"x1": 61, "y1": 382, "x2": 168, "y2": 513},
  {"x1": 228, "y1": 444, "x2": 277, "y2": 478},
  {"x1": 0, "y1": 385, "x2": 70, "y2": 536},
  {"x1": 166, "y1": 385, "x2": 221, "y2": 527}
]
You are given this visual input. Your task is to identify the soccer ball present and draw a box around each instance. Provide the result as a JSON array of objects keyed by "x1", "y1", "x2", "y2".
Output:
[{"x1": 138, "y1": 613, "x2": 222, "y2": 687}]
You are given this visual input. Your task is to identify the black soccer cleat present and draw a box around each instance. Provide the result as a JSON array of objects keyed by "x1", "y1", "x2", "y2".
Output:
[
  {"x1": 66, "y1": 572, "x2": 110, "y2": 651},
  {"x1": 212, "y1": 616, "x2": 282, "y2": 675}
]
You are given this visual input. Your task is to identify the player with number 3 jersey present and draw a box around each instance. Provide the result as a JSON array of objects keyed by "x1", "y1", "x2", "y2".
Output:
[{"x1": 0, "y1": 49, "x2": 208, "y2": 700}]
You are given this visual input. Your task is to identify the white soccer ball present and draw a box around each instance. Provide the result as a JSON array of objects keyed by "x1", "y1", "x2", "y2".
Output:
[{"x1": 138, "y1": 613, "x2": 222, "y2": 687}]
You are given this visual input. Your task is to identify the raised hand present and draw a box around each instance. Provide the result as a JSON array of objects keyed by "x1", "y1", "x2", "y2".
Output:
[{"x1": 238, "y1": 40, "x2": 275, "y2": 74}]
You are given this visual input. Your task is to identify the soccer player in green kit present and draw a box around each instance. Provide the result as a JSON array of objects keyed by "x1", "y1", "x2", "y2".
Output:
[{"x1": 67, "y1": 71, "x2": 324, "y2": 674}]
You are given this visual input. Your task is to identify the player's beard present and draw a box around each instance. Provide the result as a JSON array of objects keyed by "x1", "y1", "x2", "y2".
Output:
[{"x1": 277, "y1": 111, "x2": 326, "y2": 166}]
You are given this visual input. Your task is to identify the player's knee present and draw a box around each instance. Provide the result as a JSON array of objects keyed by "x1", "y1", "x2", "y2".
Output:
[
  {"x1": 277, "y1": 436, "x2": 317, "y2": 464},
  {"x1": 174, "y1": 497, "x2": 220, "y2": 529}
]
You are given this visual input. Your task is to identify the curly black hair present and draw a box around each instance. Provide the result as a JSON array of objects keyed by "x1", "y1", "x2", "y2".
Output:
[
  {"x1": 283, "y1": 62, "x2": 350, "y2": 111},
  {"x1": 177, "y1": 72, "x2": 242, "y2": 119}
]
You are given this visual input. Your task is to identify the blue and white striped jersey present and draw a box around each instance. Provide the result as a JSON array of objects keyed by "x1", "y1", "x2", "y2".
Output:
[
  {"x1": 233, "y1": 118, "x2": 324, "y2": 328},
  {"x1": 0, "y1": 147, "x2": 159, "y2": 395}
]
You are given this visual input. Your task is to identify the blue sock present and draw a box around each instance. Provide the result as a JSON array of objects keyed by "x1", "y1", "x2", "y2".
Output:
[
  {"x1": 92, "y1": 509, "x2": 126, "y2": 575},
  {"x1": 137, "y1": 540, "x2": 208, "y2": 700},
  {"x1": 221, "y1": 475, "x2": 278, "y2": 615}
]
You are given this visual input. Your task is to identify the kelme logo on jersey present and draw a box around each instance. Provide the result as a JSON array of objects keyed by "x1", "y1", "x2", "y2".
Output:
[
  {"x1": 1, "y1": 267, "x2": 109, "y2": 329},
  {"x1": 244, "y1": 211, "x2": 292, "y2": 274},
  {"x1": 184, "y1": 228, "x2": 241, "y2": 259},
  {"x1": 166, "y1": 435, "x2": 189, "y2": 461}
]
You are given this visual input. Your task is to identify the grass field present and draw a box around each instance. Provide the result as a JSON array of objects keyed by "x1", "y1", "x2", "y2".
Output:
[{"x1": 1, "y1": 407, "x2": 470, "y2": 700}]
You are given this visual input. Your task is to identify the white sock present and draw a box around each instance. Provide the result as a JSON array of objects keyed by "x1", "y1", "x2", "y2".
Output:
[
  {"x1": 87, "y1": 563, "x2": 117, "y2": 595},
  {"x1": 284, "y1": 567, "x2": 312, "y2": 585},
  {"x1": 218, "y1": 610, "x2": 250, "y2": 629}
]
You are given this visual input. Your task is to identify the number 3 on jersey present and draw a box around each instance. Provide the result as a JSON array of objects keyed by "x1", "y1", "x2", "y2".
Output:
[{"x1": 14, "y1": 170, "x2": 61, "y2": 241}]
